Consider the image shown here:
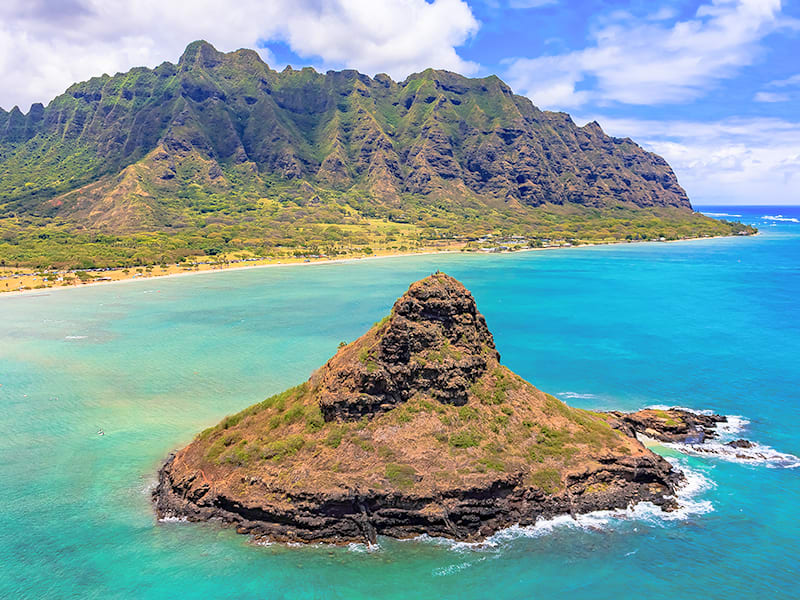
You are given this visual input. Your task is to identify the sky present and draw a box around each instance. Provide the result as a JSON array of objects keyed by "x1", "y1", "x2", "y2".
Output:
[{"x1": 0, "y1": 0, "x2": 798, "y2": 205}]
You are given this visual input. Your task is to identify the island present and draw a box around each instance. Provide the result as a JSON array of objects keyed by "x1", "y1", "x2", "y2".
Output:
[{"x1": 154, "y1": 273, "x2": 731, "y2": 544}]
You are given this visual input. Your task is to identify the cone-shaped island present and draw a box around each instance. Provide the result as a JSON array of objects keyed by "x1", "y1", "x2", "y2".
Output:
[{"x1": 154, "y1": 273, "x2": 682, "y2": 544}]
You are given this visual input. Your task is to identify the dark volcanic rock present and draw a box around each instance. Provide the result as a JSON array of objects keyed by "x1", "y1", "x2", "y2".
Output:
[
  {"x1": 316, "y1": 273, "x2": 499, "y2": 421},
  {"x1": 604, "y1": 408, "x2": 727, "y2": 444},
  {"x1": 726, "y1": 439, "x2": 755, "y2": 449},
  {"x1": 154, "y1": 452, "x2": 679, "y2": 545}
]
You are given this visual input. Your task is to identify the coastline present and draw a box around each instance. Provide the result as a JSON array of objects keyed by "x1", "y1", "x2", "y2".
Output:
[{"x1": 0, "y1": 233, "x2": 752, "y2": 299}]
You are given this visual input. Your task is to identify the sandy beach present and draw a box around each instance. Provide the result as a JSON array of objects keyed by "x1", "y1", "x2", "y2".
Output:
[{"x1": 0, "y1": 233, "x2": 748, "y2": 299}]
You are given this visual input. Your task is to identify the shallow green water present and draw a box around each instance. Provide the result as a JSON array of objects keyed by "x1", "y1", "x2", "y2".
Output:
[{"x1": 1, "y1": 205, "x2": 798, "y2": 599}]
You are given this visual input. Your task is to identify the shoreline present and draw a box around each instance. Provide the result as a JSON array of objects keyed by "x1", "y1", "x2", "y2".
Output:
[{"x1": 0, "y1": 233, "x2": 752, "y2": 299}]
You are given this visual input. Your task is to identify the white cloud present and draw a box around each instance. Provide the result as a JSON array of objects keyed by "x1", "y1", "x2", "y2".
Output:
[
  {"x1": 505, "y1": 0, "x2": 785, "y2": 109},
  {"x1": 0, "y1": 0, "x2": 479, "y2": 111},
  {"x1": 508, "y1": 0, "x2": 557, "y2": 8},
  {"x1": 579, "y1": 115, "x2": 800, "y2": 205},
  {"x1": 753, "y1": 71, "x2": 800, "y2": 103},
  {"x1": 754, "y1": 91, "x2": 789, "y2": 102},
  {"x1": 768, "y1": 73, "x2": 800, "y2": 87}
]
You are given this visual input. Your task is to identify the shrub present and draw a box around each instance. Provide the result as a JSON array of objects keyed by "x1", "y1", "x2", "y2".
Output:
[
  {"x1": 305, "y1": 405, "x2": 325, "y2": 432},
  {"x1": 324, "y1": 427, "x2": 346, "y2": 448},
  {"x1": 477, "y1": 457, "x2": 506, "y2": 472},
  {"x1": 449, "y1": 430, "x2": 482, "y2": 448},
  {"x1": 385, "y1": 463, "x2": 417, "y2": 488},
  {"x1": 262, "y1": 435, "x2": 305, "y2": 461},
  {"x1": 528, "y1": 468, "x2": 562, "y2": 494},
  {"x1": 458, "y1": 405, "x2": 479, "y2": 421},
  {"x1": 527, "y1": 426, "x2": 578, "y2": 462}
]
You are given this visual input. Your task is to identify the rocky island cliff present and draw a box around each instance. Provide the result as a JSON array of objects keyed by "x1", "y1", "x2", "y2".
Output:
[{"x1": 153, "y1": 273, "x2": 693, "y2": 544}]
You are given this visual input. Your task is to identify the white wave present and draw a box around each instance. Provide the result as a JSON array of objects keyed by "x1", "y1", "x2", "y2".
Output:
[
  {"x1": 410, "y1": 459, "x2": 713, "y2": 552},
  {"x1": 761, "y1": 215, "x2": 800, "y2": 223},
  {"x1": 253, "y1": 538, "x2": 274, "y2": 547},
  {"x1": 346, "y1": 542, "x2": 380, "y2": 553},
  {"x1": 645, "y1": 404, "x2": 714, "y2": 416},
  {"x1": 645, "y1": 411, "x2": 799, "y2": 468},
  {"x1": 715, "y1": 415, "x2": 749, "y2": 436},
  {"x1": 433, "y1": 558, "x2": 485, "y2": 576},
  {"x1": 558, "y1": 391, "x2": 598, "y2": 399},
  {"x1": 64, "y1": 335, "x2": 88, "y2": 340},
  {"x1": 701, "y1": 212, "x2": 742, "y2": 217},
  {"x1": 158, "y1": 514, "x2": 188, "y2": 523},
  {"x1": 666, "y1": 440, "x2": 800, "y2": 469},
  {"x1": 140, "y1": 477, "x2": 158, "y2": 496}
]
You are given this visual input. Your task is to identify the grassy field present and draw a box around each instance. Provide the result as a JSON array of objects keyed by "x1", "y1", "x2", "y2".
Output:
[{"x1": 0, "y1": 192, "x2": 754, "y2": 273}]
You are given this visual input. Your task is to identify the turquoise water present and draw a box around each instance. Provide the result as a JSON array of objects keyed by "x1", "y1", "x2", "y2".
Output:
[{"x1": 1, "y1": 205, "x2": 798, "y2": 599}]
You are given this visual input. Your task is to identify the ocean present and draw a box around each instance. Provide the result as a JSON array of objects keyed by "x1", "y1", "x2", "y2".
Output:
[{"x1": 1, "y1": 205, "x2": 798, "y2": 599}]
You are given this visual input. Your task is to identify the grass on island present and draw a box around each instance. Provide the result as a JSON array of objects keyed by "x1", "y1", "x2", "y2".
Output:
[{"x1": 185, "y1": 337, "x2": 637, "y2": 495}]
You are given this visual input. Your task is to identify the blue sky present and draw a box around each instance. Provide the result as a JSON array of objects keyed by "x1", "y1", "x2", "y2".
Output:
[{"x1": 1, "y1": 0, "x2": 798, "y2": 204}]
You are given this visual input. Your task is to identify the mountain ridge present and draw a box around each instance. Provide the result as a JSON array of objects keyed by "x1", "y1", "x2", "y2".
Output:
[
  {"x1": 0, "y1": 41, "x2": 753, "y2": 269},
  {"x1": 0, "y1": 40, "x2": 689, "y2": 214}
]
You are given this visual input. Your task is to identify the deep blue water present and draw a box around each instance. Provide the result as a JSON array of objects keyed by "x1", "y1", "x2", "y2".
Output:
[{"x1": 0, "y1": 205, "x2": 798, "y2": 599}]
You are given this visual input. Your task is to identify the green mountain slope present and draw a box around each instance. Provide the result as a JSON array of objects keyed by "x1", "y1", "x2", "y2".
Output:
[{"x1": 0, "y1": 41, "x2": 752, "y2": 268}]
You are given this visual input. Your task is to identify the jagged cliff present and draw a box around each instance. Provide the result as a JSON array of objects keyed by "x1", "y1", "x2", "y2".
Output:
[
  {"x1": 1, "y1": 40, "x2": 756, "y2": 269},
  {"x1": 1, "y1": 40, "x2": 690, "y2": 227},
  {"x1": 154, "y1": 273, "x2": 682, "y2": 544}
]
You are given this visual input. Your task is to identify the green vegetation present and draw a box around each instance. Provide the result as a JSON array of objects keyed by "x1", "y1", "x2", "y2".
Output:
[
  {"x1": 527, "y1": 426, "x2": 578, "y2": 463},
  {"x1": 358, "y1": 348, "x2": 370, "y2": 364},
  {"x1": 0, "y1": 42, "x2": 754, "y2": 270},
  {"x1": 385, "y1": 463, "x2": 417, "y2": 488},
  {"x1": 199, "y1": 383, "x2": 308, "y2": 440},
  {"x1": 449, "y1": 430, "x2": 482, "y2": 448},
  {"x1": 472, "y1": 367, "x2": 519, "y2": 405},
  {"x1": 205, "y1": 433, "x2": 239, "y2": 463},
  {"x1": 426, "y1": 339, "x2": 464, "y2": 364},
  {"x1": 349, "y1": 436, "x2": 375, "y2": 452},
  {"x1": 458, "y1": 405, "x2": 480, "y2": 421},
  {"x1": 526, "y1": 396, "x2": 623, "y2": 462},
  {"x1": 262, "y1": 435, "x2": 306, "y2": 461},
  {"x1": 528, "y1": 468, "x2": 562, "y2": 494},
  {"x1": 651, "y1": 409, "x2": 682, "y2": 427},
  {"x1": 585, "y1": 481, "x2": 610, "y2": 494},
  {"x1": 477, "y1": 456, "x2": 507, "y2": 472},
  {"x1": 324, "y1": 426, "x2": 347, "y2": 448}
]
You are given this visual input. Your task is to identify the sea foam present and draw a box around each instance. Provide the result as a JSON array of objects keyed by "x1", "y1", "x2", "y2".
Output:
[
  {"x1": 645, "y1": 404, "x2": 715, "y2": 416},
  {"x1": 158, "y1": 514, "x2": 188, "y2": 523},
  {"x1": 558, "y1": 391, "x2": 598, "y2": 399},
  {"x1": 653, "y1": 411, "x2": 800, "y2": 469},
  {"x1": 761, "y1": 215, "x2": 800, "y2": 223},
  {"x1": 667, "y1": 441, "x2": 800, "y2": 469}
]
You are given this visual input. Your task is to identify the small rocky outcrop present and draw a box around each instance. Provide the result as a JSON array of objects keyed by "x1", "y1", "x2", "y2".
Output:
[
  {"x1": 604, "y1": 408, "x2": 727, "y2": 444},
  {"x1": 726, "y1": 439, "x2": 755, "y2": 449},
  {"x1": 154, "y1": 274, "x2": 684, "y2": 545}
]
